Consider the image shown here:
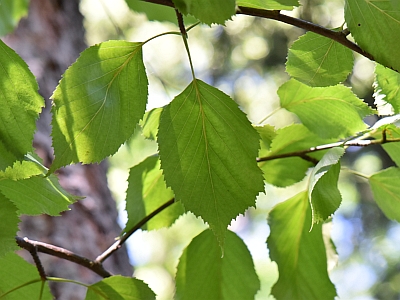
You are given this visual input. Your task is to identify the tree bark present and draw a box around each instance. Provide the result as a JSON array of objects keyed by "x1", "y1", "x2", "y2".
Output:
[{"x1": 4, "y1": 0, "x2": 132, "y2": 299}]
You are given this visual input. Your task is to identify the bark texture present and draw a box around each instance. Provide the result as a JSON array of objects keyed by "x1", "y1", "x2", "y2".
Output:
[{"x1": 4, "y1": 0, "x2": 132, "y2": 299}]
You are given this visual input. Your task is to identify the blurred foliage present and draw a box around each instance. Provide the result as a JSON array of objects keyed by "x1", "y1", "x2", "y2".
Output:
[{"x1": 80, "y1": 0, "x2": 400, "y2": 299}]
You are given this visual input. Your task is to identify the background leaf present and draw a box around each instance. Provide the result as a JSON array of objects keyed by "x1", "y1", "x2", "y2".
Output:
[
  {"x1": 0, "y1": 252, "x2": 53, "y2": 300},
  {"x1": 124, "y1": 156, "x2": 184, "y2": 232},
  {"x1": 0, "y1": 0, "x2": 29, "y2": 36},
  {"x1": 374, "y1": 64, "x2": 400, "y2": 113},
  {"x1": 279, "y1": 79, "x2": 374, "y2": 139},
  {"x1": 369, "y1": 167, "x2": 400, "y2": 222},
  {"x1": 86, "y1": 276, "x2": 156, "y2": 300},
  {"x1": 0, "y1": 194, "x2": 19, "y2": 256},
  {"x1": 308, "y1": 147, "x2": 344, "y2": 225},
  {"x1": 140, "y1": 108, "x2": 162, "y2": 141},
  {"x1": 267, "y1": 192, "x2": 337, "y2": 300},
  {"x1": 158, "y1": 79, "x2": 264, "y2": 247},
  {"x1": 345, "y1": 0, "x2": 400, "y2": 71},
  {"x1": 51, "y1": 40, "x2": 148, "y2": 171},
  {"x1": 286, "y1": 31, "x2": 353, "y2": 87},
  {"x1": 0, "y1": 40, "x2": 44, "y2": 158},
  {"x1": 172, "y1": 0, "x2": 236, "y2": 25},
  {"x1": 259, "y1": 124, "x2": 334, "y2": 187},
  {"x1": 175, "y1": 229, "x2": 260, "y2": 300},
  {"x1": 237, "y1": 0, "x2": 299, "y2": 10}
]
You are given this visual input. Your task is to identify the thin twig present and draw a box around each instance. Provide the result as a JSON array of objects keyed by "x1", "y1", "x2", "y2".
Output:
[
  {"x1": 257, "y1": 137, "x2": 400, "y2": 162},
  {"x1": 141, "y1": 0, "x2": 375, "y2": 63},
  {"x1": 16, "y1": 237, "x2": 112, "y2": 278},
  {"x1": 95, "y1": 198, "x2": 176, "y2": 263}
]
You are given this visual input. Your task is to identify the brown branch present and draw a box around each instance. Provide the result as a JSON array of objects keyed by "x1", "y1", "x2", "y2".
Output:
[
  {"x1": 16, "y1": 237, "x2": 112, "y2": 278},
  {"x1": 257, "y1": 137, "x2": 400, "y2": 163},
  {"x1": 141, "y1": 0, "x2": 375, "y2": 62},
  {"x1": 95, "y1": 198, "x2": 176, "y2": 263}
]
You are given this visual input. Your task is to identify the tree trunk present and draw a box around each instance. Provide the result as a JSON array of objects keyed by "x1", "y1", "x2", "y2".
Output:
[{"x1": 4, "y1": 0, "x2": 132, "y2": 299}]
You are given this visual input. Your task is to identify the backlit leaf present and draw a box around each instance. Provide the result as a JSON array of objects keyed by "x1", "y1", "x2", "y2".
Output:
[
  {"x1": 279, "y1": 79, "x2": 374, "y2": 139},
  {"x1": 0, "y1": 174, "x2": 79, "y2": 216},
  {"x1": 268, "y1": 192, "x2": 337, "y2": 300},
  {"x1": 85, "y1": 276, "x2": 155, "y2": 300},
  {"x1": 0, "y1": 41, "x2": 44, "y2": 158},
  {"x1": 308, "y1": 147, "x2": 344, "y2": 225},
  {"x1": 374, "y1": 64, "x2": 400, "y2": 113},
  {"x1": 345, "y1": 0, "x2": 400, "y2": 71},
  {"x1": 369, "y1": 167, "x2": 400, "y2": 222},
  {"x1": 237, "y1": 0, "x2": 299, "y2": 10},
  {"x1": 0, "y1": 194, "x2": 19, "y2": 256},
  {"x1": 175, "y1": 229, "x2": 260, "y2": 300},
  {"x1": 124, "y1": 156, "x2": 184, "y2": 232},
  {"x1": 259, "y1": 124, "x2": 334, "y2": 187},
  {"x1": 51, "y1": 40, "x2": 148, "y2": 171},
  {"x1": 140, "y1": 108, "x2": 162, "y2": 140},
  {"x1": 158, "y1": 79, "x2": 264, "y2": 247},
  {"x1": 286, "y1": 31, "x2": 353, "y2": 87},
  {"x1": 381, "y1": 127, "x2": 400, "y2": 166},
  {"x1": 172, "y1": 0, "x2": 236, "y2": 25},
  {"x1": 0, "y1": 252, "x2": 53, "y2": 300}
]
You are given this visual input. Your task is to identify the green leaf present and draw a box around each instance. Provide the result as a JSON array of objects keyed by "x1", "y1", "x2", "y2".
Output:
[
  {"x1": 286, "y1": 31, "x2": 353, "y2": 87},
  {"x1": 267, "y1": 192, "x2": 337, "y2": 300},
  {"x1": 0, "y1": 194, "x2": 19, "y2": 256},
  {"x1": 0, "y1": 40, "x2": 44, "y2": 158},
  {"x1": 158, "y1": 79, "x2": 264, "y2": 247},
  {"x1": 255, "y1": 124, "x2": 276, "y2": 151},
  {"x1": 175, "y1": 229, "x2": 260, "y2": 300},
  {"x1": 140, "y1": 108, "x2": 162, "y2": 140},
  {"x1": 0, "y1": 160, "x2": 43, "y2": 181},
  {"x1": 86, "y1": 275, "x2": 156, "y2": 300},
  {"x1": 279, "y1": 79, "x2": 375, "y2": 139},
  {"x1": 0, "y1": 142, "x2": 18, "y2": 172},
  {"x1": 0, "y1": 252, "x2": 53, "y2": 300},
  {"x1": 50, "y1": 40, "x2": 148, "y2": 171},
  {"x1": 381, "y1": 127, "x2": 400, "y2": 166},
  {"x1": 172, "y1": 0, "x2": 236, "y2": 25},
  {"x1": 259, "y1": 124, "x2": 333, "y2": 187},
  {"x1": 0, "y1": 0, "x2": 29, "y2": 36},
  {"x1": 369, "y1": 167, "x2": 400, "y2": 222},
  {"x1": 124, "y1": 156, "x2": 184, "y2": 232},
  {"x1": 374, "y1": 64, "x2": 400, "y2": 113},
  {"x1": 237, "y1": 0, "x2": 299, "y2": 10},
  {"x1": 0, "y1": 174, "x2": 79, "y2": 216},
  {"x1": 344, "y1": 0, "x2": 400, "y2": 71},
  {"x1": 125, "y1": 0, "x2": 196, "y2": 24},
  {"x1": 308, "y1": 147, "x2": 344, "y2": 225}
]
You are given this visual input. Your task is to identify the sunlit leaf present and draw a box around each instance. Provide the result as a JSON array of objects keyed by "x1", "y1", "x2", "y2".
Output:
[
  {"x1": 0, "y1": 194, "x2": 19, "y2": 256},
  {"x1": 0, "y1": 174, "x2": 80, "y2": 216},
  {"x1": 0, "y1": 0, "x2": 29, "y2": 36},
  {"x1": 308, "y1": 147, "x2": 344, "y2": 225},
  {"x1": 369, "y1": 167, "x2": 400, "y2": 222},
  {"x1": 0, "y1": 252, "x2": 53, "y2": 300},
  {"x1": 279, "y1": 79, "x2": 375, "y2": 139},
  {"x1": 0, "y1": 41, "x2": 44, "y2": 158},
  {"x1": 140, "y1": 107, "x2": 162, "y2": 140},
  {"x1": 172, "y1": 0, "x2": 236, "y2": 25},
  {"x1": 268, "y1": 192, "x2": 337, "y2": 300},
  {"x1": 286, "y1": 31, "x2": 353, "y2": 87},
  {"x1": 124, "y1": 156, "x2": 184, "y2": 232},
  {"x1": 374, "y1": 64, "x2": 400, "y2": 113},
  {"x1": 259, "y1": 124, "x2": 334, "y2": 187},
  {"x1": 85, "y1": 276, "x2": 155, "y2": 300},
  {"x1": 158, "y1": 79, "x2": 264, "y2": 247},
  {"x1": 175, "y1": 229, "x2": 260, "y2": 300},
  {"x1": 345, "y1": 0, "x2": 400, "y2": 71},
  {"x1": 381, "y1": 127, "x2": 400, "y2": 166},
  {"x1": 237, "y1": 0, "x2": 299, "y2": 10},
  {"x1": 255, "y1": 124, "x2": 276, "y2": 151},
  {"x1": 51, "y1": 40, "x2": 148, "y2": 171}
]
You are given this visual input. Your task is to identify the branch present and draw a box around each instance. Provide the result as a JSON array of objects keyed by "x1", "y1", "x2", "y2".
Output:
[
  {"x1": 140, "y1": 0, "x2": 375, "y2": 62},
  {"x1": 257, "y1": 137, "x2": 400, "y2": 162},
  {"x1": 95, "y1": 198, "x2": 176, "y2": 263},
  {"x1": 16, "y1": 237, "x2": 112, "y2": 278}
]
